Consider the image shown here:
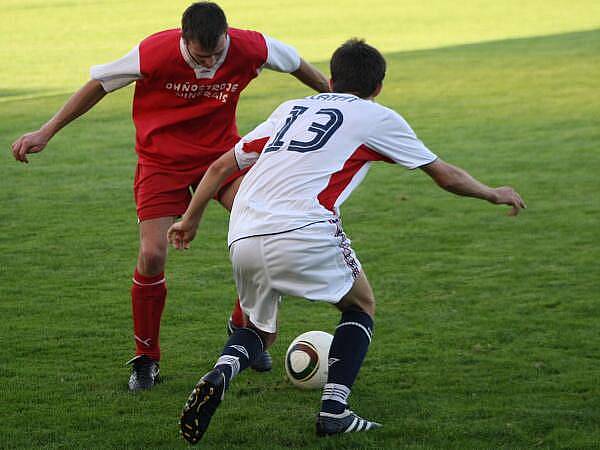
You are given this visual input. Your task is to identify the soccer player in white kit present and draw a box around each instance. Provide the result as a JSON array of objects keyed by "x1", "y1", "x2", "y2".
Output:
[{"x1": 167, "y1": 39, "x2": 526, "y2": 443}]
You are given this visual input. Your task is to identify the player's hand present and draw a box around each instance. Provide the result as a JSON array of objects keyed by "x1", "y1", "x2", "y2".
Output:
[
  {"x1": 11, "y1": 129, "x2": 51, "y2": 163},
  {"x1": 491, "y1": 186, "x2": 526, "y2": 216},
  {"x1": 167, "y1": 220, "x2": 198, "y2": 250}
]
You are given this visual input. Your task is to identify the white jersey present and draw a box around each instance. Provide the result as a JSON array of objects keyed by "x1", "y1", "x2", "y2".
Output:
[{"x1": 228, "y1": 93, "x2": 438, "y2": 246}]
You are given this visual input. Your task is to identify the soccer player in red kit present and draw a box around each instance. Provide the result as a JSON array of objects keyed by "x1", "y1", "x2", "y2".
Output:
[{"x1": 11, "y1": 2, "x2": 329, "y2": 391}]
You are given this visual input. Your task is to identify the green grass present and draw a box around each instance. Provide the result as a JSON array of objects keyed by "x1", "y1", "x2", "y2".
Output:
[{"x1": 1, "y1": 1, "x2": 600, "y2": 448}]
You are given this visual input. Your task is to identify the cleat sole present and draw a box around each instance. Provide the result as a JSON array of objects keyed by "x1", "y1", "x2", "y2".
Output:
[{"x1": 180, "y1": 371, "x2": 225, "y2": 445}]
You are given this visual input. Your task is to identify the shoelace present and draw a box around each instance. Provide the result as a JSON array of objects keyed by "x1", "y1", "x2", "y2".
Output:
[{"x1": 133, "y1": 359, "x2": 155, "y2": 383}]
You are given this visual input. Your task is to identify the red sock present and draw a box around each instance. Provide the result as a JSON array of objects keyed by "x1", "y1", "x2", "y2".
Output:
[
  {"x1": 131, "y1": 268, "x2": 166, "y2": 361},
  {"x1": 230, "y1": 298, "x2": 246, "y2": 328}
]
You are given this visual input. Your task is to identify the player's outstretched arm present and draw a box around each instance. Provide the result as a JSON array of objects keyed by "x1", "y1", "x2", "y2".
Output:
[
  {"x1": 421, "y1": 159, "x2": 526, "y2": 216},
  {"x1": 167, "y1": 150, "x2": 239, "y2": 250},
  {"x1": 291, "y1": 58, "x2": 330, "y2": 93},
  {"x1": 11, "y1": 80, "x2": 107, "y2": 163}
]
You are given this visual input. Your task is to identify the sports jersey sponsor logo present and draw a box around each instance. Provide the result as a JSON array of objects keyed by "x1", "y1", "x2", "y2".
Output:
[{"x1": 164, "y1": 81, "x2": 240, "y2": 102}]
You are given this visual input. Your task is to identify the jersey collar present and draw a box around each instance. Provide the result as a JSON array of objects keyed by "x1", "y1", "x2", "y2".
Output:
[
  {"x1": 305, "y1": 93, "x2": 362, "y2": 101},
  {"x1": 179, "y1": 34, "x2": 230, "y2": 79}
]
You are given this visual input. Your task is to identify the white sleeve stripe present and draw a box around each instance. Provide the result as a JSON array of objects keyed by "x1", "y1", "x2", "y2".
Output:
[
  {"x1": 90, "y1": 45, "x2": 142, "y2": 92},
  {"x1": 262, "y1": 34, "x2": 301, "y2": 73}
]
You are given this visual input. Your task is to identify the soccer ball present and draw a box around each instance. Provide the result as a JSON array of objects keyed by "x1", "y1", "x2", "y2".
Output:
[{"x1": 285, "y1": 331, "x2": 333, "y2": 390}]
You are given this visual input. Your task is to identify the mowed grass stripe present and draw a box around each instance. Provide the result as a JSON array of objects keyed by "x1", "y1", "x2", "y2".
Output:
[{"x1": 2, "y1": 0, "x2": 600, "y2": 98}]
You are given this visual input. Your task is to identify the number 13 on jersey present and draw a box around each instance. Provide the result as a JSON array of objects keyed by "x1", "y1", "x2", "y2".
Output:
[{"x1": 264, "y1": 106, "x2": 344, "y2": 154}]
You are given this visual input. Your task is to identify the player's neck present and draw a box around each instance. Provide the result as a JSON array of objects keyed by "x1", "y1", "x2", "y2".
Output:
[{"x1": 336, "y1": 90, "x2": 372, "y2": 100}]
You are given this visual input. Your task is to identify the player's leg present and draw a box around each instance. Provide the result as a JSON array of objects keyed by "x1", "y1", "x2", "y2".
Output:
[
  {"x1": 218, "y1": 173, "x2": 273, "y2": 372},
  {"x1": 128, "y1": 162, "x2": 195, "y2": 391},
  {"x1": 246, "y1": 220, "x2": 379, "y2": 434},
  {"x1": 316, "y1": 271, "x2": 381, "y2": 435},
  {"x1": 127, "y1": 216, "x2": 175, "y2": 391},
  {"x1": 180, "y1": 324, "x2": 275, "y2": 444},
  {"x1": 180, "y1": 235, "x2": 279, "y2": 444},
  {"x1": 214, "y1": 321, "x2": 276, "y2": 390}
]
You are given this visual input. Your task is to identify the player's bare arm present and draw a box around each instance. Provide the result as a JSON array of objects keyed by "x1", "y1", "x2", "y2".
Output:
[
  {"x1": 167, "y1": 150, "x2": 238, "y2": 249},
  {"x1": 11, "y1": 80, "x2": 107, "y2": 163},
  {"x1": 292, "y1": 58, "x2": 330, "y2": 93},
  {"x1": 421, "y1": 159, "x2": 526, "y2": 215}
]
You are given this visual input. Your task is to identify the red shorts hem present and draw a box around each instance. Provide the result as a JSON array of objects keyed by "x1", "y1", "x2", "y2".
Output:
[
  {"x1": 134, "y1": 162, "x2": 250, "y2": 222},
  {"x1": 137, "y1": 206, "x2": 186, "y2": 222}
]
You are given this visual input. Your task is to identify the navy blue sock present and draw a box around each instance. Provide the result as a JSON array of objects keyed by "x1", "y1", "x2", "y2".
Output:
[
  {"x1": 321, "y1": 310, "x2": 373, "y2": 414},
  {"x1": 214, "y1": 327, "x2": 265, "y2": 389}
]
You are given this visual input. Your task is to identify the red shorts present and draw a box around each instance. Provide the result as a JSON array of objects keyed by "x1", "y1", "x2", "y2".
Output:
[{"x1": 133, "y1": 163, "x2": 248, "y2": 221}]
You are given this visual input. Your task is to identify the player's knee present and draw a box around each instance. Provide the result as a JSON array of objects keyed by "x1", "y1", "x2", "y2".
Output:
[
  {"x1": 138, "y1": 246, "x2": 167, "y2": 275},
  {"x1": 262, "y1": 332, "x2": 277, "y2": 349},
  {"x1": 248, "y1": 322, "x2": 277, "y2": 349},
  {"x1": 355, "y1": 295, "x2": 376, "y2": 317},
  {"x1": 337, "y1": 293, "x2": 375, "y2": 318},
  {"x1": 362, "y1": 294, "x2": 376, "y2": 317}
]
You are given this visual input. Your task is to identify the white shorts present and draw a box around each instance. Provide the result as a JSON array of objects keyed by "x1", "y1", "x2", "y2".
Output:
[{"x1": 229, "y1": 219, "x2": 362, "y2": 333}]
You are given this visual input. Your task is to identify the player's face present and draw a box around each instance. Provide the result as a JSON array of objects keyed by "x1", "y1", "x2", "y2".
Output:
[{"x1": 186, "y1": 33, "x2": 227, "y2": 69}]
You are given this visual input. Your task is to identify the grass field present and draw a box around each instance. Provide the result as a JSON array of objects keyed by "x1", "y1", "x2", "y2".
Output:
[{"x1": 1, "y1": 1, "x2": 600, "y2": 448}]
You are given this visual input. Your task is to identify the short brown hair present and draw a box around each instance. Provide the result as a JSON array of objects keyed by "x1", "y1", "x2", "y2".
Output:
[
  {"x1": 330, "y1": 39, "x2": 386, "y2": 98},
  {"x1": 181, "y1": 2, "x2": 228, "y2": 51}
]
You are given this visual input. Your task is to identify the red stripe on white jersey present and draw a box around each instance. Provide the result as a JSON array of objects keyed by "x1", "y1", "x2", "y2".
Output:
[
  {"x1": 242, "y1": 136, "x2": 270, "y2": 153},
  {"x1": 317, "y1": 145, "x2": 392, "y2": 212}
]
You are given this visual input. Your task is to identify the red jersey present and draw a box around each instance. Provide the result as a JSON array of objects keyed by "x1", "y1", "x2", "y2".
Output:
[{"x1": 133, "y1": 28, "x2": 268, "y2": 170}]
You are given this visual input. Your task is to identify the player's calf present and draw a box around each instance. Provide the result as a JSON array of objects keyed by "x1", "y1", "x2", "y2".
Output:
[
  {"x1": 317, "y1": 281, "x2": 377, "y2": 433},
  {"x1": 227, "y1": 318, "x2": 273, "y2": 372}
]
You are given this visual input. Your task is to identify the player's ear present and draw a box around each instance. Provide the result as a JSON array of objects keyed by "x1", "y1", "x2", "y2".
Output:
[{"x1": 371, "y1": 82, "x2": 383, "y2": 98}]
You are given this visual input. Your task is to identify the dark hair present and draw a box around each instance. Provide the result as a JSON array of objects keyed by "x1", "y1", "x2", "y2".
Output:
[
  {"x1": 181, "y1": 2, "x2": 228, "y2": 51},
  {"x1": 330, "y1": 39, "x2": 386, "y2": 98}
]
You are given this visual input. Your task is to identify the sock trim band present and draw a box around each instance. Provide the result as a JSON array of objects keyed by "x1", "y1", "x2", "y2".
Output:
[
  {"x1": 215, "y1": 355, "x2": 240, "y2": 379},
  {"x1": 227, "y1": 345, "x2": 249, "y2": 359},
  {"x1": 132, "y1": 277, "x2": 166, "y2": 287},
  {"x1": 321, "y1": 383, "x2": 351, "y2": 404},
  {"x1": 335, "y1": 321, "x2": 372, "y2": 343}
]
